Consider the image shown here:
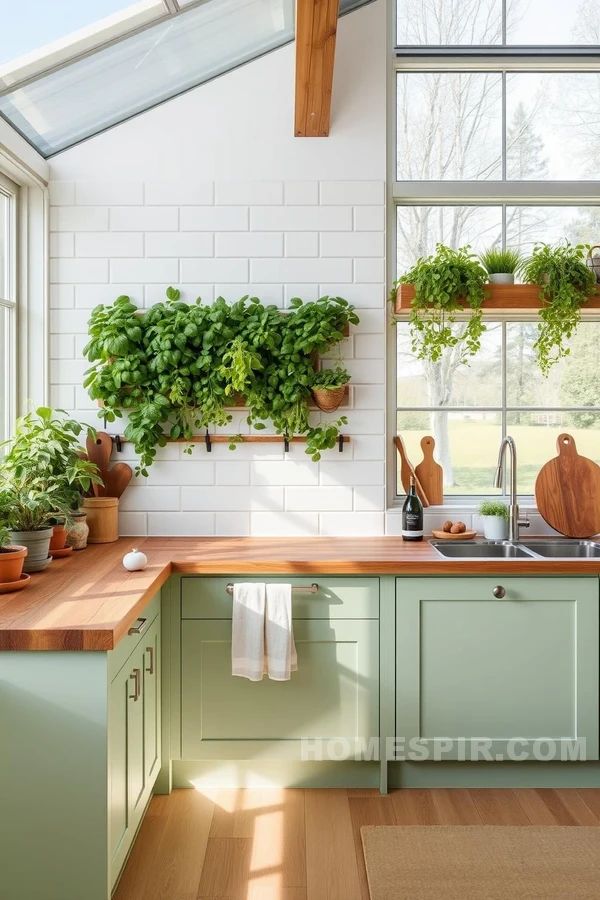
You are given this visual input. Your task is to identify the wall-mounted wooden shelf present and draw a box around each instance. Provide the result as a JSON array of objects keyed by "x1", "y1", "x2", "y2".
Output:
[
  {"x1": 111, "y1": 433, "x2": 351, "y2": 453},
  {"x1": 394, "y1": 283, "x2": 600, "y2": 314}
]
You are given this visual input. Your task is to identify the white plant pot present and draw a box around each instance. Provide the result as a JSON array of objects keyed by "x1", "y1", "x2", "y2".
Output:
[
  {"x1": 489, "y1": 273, "x2": 515, "y2": 285},
  {"x1": 482, "y1": 516, "x2": 509, "y2": 541}
]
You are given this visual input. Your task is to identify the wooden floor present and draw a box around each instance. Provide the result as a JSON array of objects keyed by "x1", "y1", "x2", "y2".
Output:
[{"x1": 114, "y1": 787, "x2": 600, "y2": 900}]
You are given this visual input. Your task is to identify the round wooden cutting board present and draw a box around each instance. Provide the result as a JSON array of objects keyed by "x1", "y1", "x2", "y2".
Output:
[
  {"x1": 431, "y1": 529, "x2": 477, "y2": 541},
  {"x1": 534, "y1": 433, "x2": 600, "y2": 538}
]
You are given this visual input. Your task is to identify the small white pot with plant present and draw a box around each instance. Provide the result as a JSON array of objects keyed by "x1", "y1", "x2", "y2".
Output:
[
  {"x1": 478, "y1": 500, "x2": 509, "y2": 540},
  {"x1": 480, "y1": 248, "x2": 524, "y2": 286}
]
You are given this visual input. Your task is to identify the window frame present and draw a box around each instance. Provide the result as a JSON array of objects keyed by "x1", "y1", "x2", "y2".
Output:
[
  {"x1": 387, "y1": 2, "x2": 600, "y2": 509},
  {"x1": 0, "y1": 171, "x2": 18, "y2": 447}
]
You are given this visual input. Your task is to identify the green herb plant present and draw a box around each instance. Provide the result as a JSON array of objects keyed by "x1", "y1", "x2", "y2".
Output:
[
  {"x1": 478, "y1": 500, "x2": 509, "y2": 519},
  {"x1": 310, "y1": 366, "x2": 351, "y2": 390},
  {"x1": 522, "y1": 242, "x2": 597, "y2": 375},
  {"x1": 1, "y1": 407, "x2": 102, "y2": 515},
  {"x1": 0, "y1": 525, "x2": 11, "y2": 548},
  {"x1": 84, "y1": 290, "x2": 358, "y2": 474},
  {"x1": 479, "y1": 248, "x2": 524, "y2": 276},
  {"x1": 391, "y1": 244, "x2": 488, "y2": 364},
  {"x1": 0, "y1": 478, "x2": 71, "y2": 532}
]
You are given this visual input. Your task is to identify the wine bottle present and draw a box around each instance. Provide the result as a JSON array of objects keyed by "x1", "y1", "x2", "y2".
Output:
[{"x1": 402, "y1": 475, "x2": 423, "y2": 542}]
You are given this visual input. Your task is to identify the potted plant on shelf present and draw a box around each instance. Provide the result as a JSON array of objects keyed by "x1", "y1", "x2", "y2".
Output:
[
  {"x1": 479, "y1": 248, "x2": 524, "y2": 285},
  {"x1": 478, "y1": 500, "x2": 509, "y2": 541},
  {"x1": 522, "y1": 242, "x2": 597, "y2": 375},
  {"x1": 310, "y1": 366, "x2": 350, "y2": 412},
  {"x1": 390, "y1": 244, "x2": 488, "y2": 364},
  {"x1": 0, "y1": 525, "x2": 28, "y2": 587}
]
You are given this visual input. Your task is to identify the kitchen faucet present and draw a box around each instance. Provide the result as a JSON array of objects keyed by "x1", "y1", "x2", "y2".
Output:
[{"x1": 493, "y1": 436, "x2": 530, "y2": 542}]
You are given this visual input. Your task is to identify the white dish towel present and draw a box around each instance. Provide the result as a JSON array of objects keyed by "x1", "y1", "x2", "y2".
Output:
[
  {"x1": 265, "y1": 583, "x2": 298, "y2": 681},
  {"x1": 231, "y1": 582, "x2": 297, "y2": 681}
]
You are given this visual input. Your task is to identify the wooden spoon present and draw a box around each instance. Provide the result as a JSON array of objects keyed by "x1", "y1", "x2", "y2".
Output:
[{"x1": 103, "y1": 462, "x2": 133, "y2": 499}]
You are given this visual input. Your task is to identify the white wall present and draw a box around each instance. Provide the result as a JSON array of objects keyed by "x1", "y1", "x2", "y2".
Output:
[{"x1": 48, "y1": 0, "x2": 389, "y2": 537}]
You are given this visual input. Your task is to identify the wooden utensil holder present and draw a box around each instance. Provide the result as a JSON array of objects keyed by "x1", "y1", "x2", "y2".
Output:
[{"x1": 83, "y1": 497, "x2": 119, "y2": 543}]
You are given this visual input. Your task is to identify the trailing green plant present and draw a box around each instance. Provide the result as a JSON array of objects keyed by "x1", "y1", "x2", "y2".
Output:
[
  {"x1": 84, "y1": 289, "x2": 358, "y2": 474},
  {"x1": 390, "y1": 244, "x2": 488, "y2": 364},
  {"x1": 522, "y1": 242, "x2": 597, "y2": 375},
  {"x1": 305, "y1": 416, "x2": 348, "y2": 462},
  {"x1": 479, "y1": 247, "x2": 524, "y2": 276},
  {"x1": 478, "y1": 500, "x2": 509, "y2": 519},
  {"x1": 310, "y1": 366, "x2": 350, "y2": 390},
  {"x1": 0, "y1": 407, "x2": 102, "y2": 513}
]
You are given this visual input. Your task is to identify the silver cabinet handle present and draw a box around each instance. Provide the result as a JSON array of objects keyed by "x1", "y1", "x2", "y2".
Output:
[
  {"x1": 493, "y1": 585, "x2": 506, "y2": 599},
  {"x1": 128, "y1": 617, "x2": 148, "y2": 636},
  {"x1": 145, "y1": 646, "x2": 155, "y2": 676},
  {"x1": 129, "y1": 668, "x2": 141, "y2": 701}
]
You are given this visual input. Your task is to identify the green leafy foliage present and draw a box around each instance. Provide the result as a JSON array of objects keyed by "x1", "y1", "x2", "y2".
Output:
[
  {"x1": 305, "y1": 416, "x2": 348, "y2": 462},
  {"x1": 0, "y1": 478, "x2": 72, "y2": 532},
  {"x1": 0, "y1": 525, "x2": 10, "y2": 548},
  {"x1": 84, "y1": 290, "x2": 358, "y2": 474},
  {"x1": 310, "y1": 366, "x2": 350, "y2": 391},
  {"x1": 522, "y1": 242, "x2": 597, "y2": 375},
  {"x1": 391, "y1": 244, "x2": 488, "y2": 364},
  {"x1": 479, "y1": 247, "x2": 524, "y2": 276},
  {"x1": 0, "y1": 408, "x2": 102, "y2": 515},
  {"x1": 478, "y1": 500, "x2": 509, "y2": 519}
]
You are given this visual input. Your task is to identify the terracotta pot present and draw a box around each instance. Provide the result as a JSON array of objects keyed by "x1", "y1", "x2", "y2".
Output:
[
  {"x1": 49, "y1": 524, "x2": 68, "y2": 552},
  {"x1": 83, "y1": 497, "x2": 119, "y2": 543},
  {"x1": 0, "y1": 545, "x2": 28, "y2": 584},
  {"x1": 65, "y1": 513, "x2": 89, "y2": 550},
  {"x1": 9, "y1": 528, "x2": 53, "y2": 573},
  {"x1": 311, "y1": 385, "x2": 346, "y2": 413}
]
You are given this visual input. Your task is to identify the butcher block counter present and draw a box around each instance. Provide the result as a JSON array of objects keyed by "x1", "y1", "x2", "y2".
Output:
[{"x1": 2, "y1": 535, "x2": 600, "y2": 651}]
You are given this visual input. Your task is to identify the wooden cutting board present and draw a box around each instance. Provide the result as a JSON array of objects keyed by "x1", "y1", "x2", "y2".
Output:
[
  {"x1": 415, "y1": 435, "x2": 444, "y2": 506},
  {"x1": 535, "y1": 433, "x2": 600, "y2": 538},
  {"x1": 431, "y1": 529, "x2": 476, "y2": 541},
  {"x1": 394, "y1": 436, "x2": 429, "y2": 507},
  {"x1": 86, "y1": 432, "x2": 113, "y2": 496},
  {"x1": 103, "y1": 462, "x2": 133, "y2": 498}
]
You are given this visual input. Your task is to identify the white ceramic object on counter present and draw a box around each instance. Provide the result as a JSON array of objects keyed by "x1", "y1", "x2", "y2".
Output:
[
  {"x1": 482, "y1": 516, "x2": 509, "y2": 540},
  {"x1": 122, "y1": 548, "x2": 148, "y2": 571}
]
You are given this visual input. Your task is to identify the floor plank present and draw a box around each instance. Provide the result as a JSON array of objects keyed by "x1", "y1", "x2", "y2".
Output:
[
  {"x1": 430, "y1": 789, "x2": 483, "y2": 825},
  {"x1": 577, "y1": 789, "x2": 600, "y2": 821},
  {"x1": 348, "y1": 796, "x2": 397, "y2": 900},
  {"x1": 470, "y1": 788, "x2": 531, "y2": 825},
  {"x1": 114, "y1": 797, "x2": 171, "y2": 900},
  {"x1": 305, "y1": 789, "x2": 362, "y2": 900},
  {"x1": 391, "y1": 788, "x2": 439, "y2": 825}
]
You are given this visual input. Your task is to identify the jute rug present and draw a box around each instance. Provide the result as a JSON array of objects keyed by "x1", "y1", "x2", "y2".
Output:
[{"x1": 361, "y1": 826, "x2": 600, "y2": 899}]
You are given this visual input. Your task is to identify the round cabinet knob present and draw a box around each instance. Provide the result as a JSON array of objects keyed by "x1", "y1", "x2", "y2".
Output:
[{"x1": 492, "y1": 585, "x2": 506, "y2": 599}]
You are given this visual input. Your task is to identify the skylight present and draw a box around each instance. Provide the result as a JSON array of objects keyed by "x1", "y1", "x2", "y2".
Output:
[{"x1": 0, "y1": 0, "x2": 371, "y2": 157}]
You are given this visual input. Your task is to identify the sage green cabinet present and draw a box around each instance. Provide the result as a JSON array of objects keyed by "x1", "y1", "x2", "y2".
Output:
[
  {"x1": 396, "y1": 577, "x2": 599, "y2": 760},
  {"x1": 109, "y1": 615, "x2": 161, "y2": 887},
  {"x1": 180, "y1": 576, "x2": 380, "y2": 760}
]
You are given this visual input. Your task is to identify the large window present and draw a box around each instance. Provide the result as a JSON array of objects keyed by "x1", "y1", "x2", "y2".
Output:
[
  {"x1": 393, "y1": 0, "x2": 600, "y2": 502},
  {"x1": 0, "y1": 172, "x2": 17, "y2": 448}
]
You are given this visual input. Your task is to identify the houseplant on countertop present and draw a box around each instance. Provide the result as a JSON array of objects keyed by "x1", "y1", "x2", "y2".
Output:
[
  {"x1": 310, "y1": 365, "x2": 350, "y2": 412},
  {"x1": 522, "y1": 242, "x2": 597, "y2": 375},
  {"x1": 0, "y1": 478, "x2": 70, "y2": 572},
  {"x1": 0, "y1": 407, "x2": 102, "y2": 562},
  {"x1": 0, "y1": 524, "x2": 28, "y2": 586},
  {"x1": 477, "y1": 500, "x2": 509, "y2": 540},
  {"x1": 391, "y1": 244, "x2": 488, "y2": 364},
  {"x1": 479, "y1": 248, "x2": 524, "y2": 285}
]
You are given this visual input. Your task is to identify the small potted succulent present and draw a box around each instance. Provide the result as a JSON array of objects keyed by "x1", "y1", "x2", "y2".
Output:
[
  {"x1": 0, "y1": 524, "x2": 28, "y2": 586},
  {"x1": 478, "y1": 500, "x2": 509, "y2": 540},
  {"x1": 310, "y1": 366, "x2": 350, "y2": 412},
  {"x1": 479, "y1": 248, "x2": 524, "y2": 285}
]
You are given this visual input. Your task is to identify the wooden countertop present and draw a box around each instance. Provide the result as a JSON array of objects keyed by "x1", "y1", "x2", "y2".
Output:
[{"x1": 2, "y1": 536, "x2": 600, "y2": 651}]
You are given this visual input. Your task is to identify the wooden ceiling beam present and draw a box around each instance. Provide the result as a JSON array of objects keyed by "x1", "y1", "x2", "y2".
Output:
[{"x1": 295, "y1": 0, "x2": 340, "y2": 137}]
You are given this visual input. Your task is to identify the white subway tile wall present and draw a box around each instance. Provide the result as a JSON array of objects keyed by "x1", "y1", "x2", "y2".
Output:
[{"x1": 49, "y1": 180, "x2": 387, "y2": 537}]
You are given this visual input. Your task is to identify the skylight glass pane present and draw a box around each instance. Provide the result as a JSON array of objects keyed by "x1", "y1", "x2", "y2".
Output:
[
  {"x1": 0, "y1": 0, "x2": 294, "y2": 156},
  {"x1": 0, "y1": 2, "x2": 167, "y2": 89}
]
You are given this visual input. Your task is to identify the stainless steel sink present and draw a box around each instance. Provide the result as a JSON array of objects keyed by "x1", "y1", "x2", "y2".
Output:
[
  {"x1": 521, "y1": 541, "x2": 600, "y2": 558},
  {"x1": 430, "y1": 541, "x2": 534, "y2": 559},
  {"x1": 430, "y1": 539, "x2": 600, "y2": 559}
]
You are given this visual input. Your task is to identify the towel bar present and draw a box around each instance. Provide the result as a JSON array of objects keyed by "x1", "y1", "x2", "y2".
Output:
[{"x1": 226, "y1": 582, "x2": 319, "y2": 595}]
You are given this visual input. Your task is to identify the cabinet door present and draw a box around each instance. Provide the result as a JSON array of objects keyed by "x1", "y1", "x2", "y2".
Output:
[
  {"x1": 396, "y1": 577, "x2": 599, "y2": 761},
  {"x1": 143, "y1": 617, "x2": 161, "y2": 784},
  {"x1": 181, "y1": 618, "x2": 379, "y2": 759},
  {"x1": 109, "y1": 646, "x2": 145, "y2": 885}
]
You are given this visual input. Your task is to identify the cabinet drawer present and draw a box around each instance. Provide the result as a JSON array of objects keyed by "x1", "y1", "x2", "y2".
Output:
[
  {"x1": 181, "y1": 576, "x2": 379, "y2": 620},
  {"x1": 109, "y1": 590, "x2": 161, "y2": 682}
]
